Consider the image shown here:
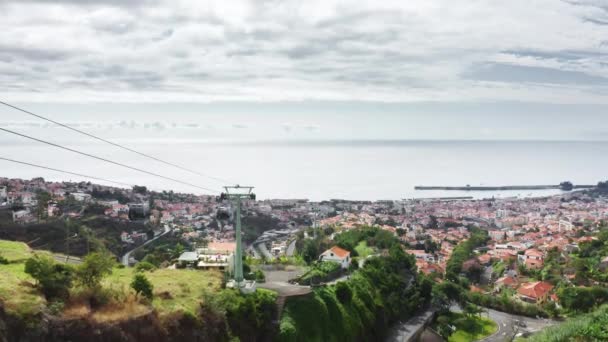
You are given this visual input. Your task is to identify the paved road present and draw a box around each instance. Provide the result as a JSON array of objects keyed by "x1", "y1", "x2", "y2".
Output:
[
  {"x1": 121, "y1": 225, "x2": 171, "y2": 266},
  {"x1": 480, "y1": 265, "x2": 493, "y2": 286},
  {"x1": 286, "y1": 239, "x2": 296, "y2": 257},
  {"x1": 258, "y1": 268, "x2": 311, "y2": 296},
  {"x1": 479, "y1": 308, "x2": 557, "y2": 342},
  {"x1": 54, "y1": 254, "x2": 82, "y2": 265},
  {"x1": 256, "y1": 242, "x2": 273, "y2": 259},
  {"x1": 385, "y1": 309, "x2": 435, "y2": 342},
  {"x1": 450, "y1": 304, "x2": 558, "y2": 342}
]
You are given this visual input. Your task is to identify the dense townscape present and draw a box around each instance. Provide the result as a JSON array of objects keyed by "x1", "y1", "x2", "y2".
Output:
[{"x1": 2, "y1": 176, "x2": 608, "y2": 341}]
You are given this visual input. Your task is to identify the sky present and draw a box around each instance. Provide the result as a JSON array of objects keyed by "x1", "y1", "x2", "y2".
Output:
[
  {"x1": 1, "y1": 0, "x2": 608, "y2": 140},
  {"x1": 2, "y1": 0, "x2": 608, "y2": 197}
]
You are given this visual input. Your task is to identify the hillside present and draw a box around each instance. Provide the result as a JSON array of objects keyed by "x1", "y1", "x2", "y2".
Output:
[{"x1": 0, "y1": 239, "x2": 275, "y2": 342}]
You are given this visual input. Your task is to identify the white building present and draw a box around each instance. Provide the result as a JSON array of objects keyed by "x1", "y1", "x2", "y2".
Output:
[
  {"x1": 72, "y1": 192, "x2": 92, "y2": 202},
  {"x1": 319, "y1": 246, "x2": 351, "y2": 269}
]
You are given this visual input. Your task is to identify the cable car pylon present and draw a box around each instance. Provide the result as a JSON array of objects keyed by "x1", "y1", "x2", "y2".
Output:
[{"x1": 217, "y1": 185, "x2": 256, "y2": 293}]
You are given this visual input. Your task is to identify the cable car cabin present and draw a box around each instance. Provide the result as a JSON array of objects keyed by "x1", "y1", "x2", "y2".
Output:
[
  {"x1": 128, "y1": 202, "x2": 149, "y2": 221},
  {"x1": 216, "y1": 206, "x2": 232, "y2": 220}
]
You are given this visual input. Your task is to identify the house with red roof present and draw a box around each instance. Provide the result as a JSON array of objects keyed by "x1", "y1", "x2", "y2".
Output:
[
  {"x1": 519, "y1": 249, "x2": 544, "y2": 270},
  {"x1": 494, "y1": 275, "x2": 518, "y2": 292},
  {"x1": 320, "y1": 246, "x2": 351, "y2": 269},
  {"x1": 517, "y1": 281, "x2": 554, "y2": 304}
]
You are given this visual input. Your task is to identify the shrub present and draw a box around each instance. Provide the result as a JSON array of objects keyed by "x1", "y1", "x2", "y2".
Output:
[
  {"x1": 47, "y1": 300, "x2": 65, "y2": 315},
  {"x1": 335, "y1": 282, "x2": 352, "y2": 304},
  {"x1": 76, "y1": 251, "x2": 115, "y2": 289},
  {"x1": 131, "y1": 273, "x2": 154, "y2": 300},
  {"x1": 0, "y1": 255, "x2": 8, "y2": 264},
  {"x1": 134, "y1": 261, "x2": 157, "y2": 273},
  {"x1": 24, "y1": 255, "x2": 74, "y2": 299}
]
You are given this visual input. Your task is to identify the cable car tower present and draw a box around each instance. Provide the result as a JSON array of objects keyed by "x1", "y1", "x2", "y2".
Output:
[{"x1": 218, "y1": 185, "x2": 256, "y2": 292}]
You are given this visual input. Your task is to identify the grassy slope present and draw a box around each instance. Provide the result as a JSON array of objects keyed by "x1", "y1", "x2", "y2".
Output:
[
  {"x1": 0, "y1": 239, "x2": 223, "y2": 320},
  {"x1": 437, "y1": 312, "x2": 497, "y2": 342},
  {"x1": 522, "y1": 305, "x2": 608, "y2": 342},
  {"x1": 0, "y1": 240, "x2": 32, "y2": 262},
  {"x1": 354, "y1": 241, "x2": 374, "y2": 258},
  {"x1": 0, "y1": 240, "x2": 46, "y2": 318},
  {"x1": 105, "y1": 267, "x2": 223, "y2": 315}
]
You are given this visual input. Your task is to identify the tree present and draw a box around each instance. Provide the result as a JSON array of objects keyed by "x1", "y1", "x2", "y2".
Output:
[
  {"x1": 132, "y1": 185, "x2": 148, "y2": 194},
  {"x1": 335, "y1": 281, "x2": 352, "y2": 304},
  {"x1": 35, "y1": 191, "x2": 51, "y2": 221},
  {"x1": 25, "y1": 255, "x2": 74, "y2": 299},
  {"x1": 135, "y1": 261, "x2": 157, "y2": 273},
  {"x1": 76, "y1": 251, "x2": 115, "y2": 289},
  {"x1": 131, "y1": 273, "x2": 154, "y2": 300},
  {"x1": 302, "y1": 239, "x2": 319, "y2": 264}
]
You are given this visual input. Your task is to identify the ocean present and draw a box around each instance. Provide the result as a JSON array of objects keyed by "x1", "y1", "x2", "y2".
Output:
[{"x1": 1, "y1": 138, "x2": 607, "y2": 201}]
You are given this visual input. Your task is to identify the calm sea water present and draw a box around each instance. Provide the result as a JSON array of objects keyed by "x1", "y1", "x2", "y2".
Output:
[{"x1": 2, "y1": 139, "x2": 607, "y2": 201}]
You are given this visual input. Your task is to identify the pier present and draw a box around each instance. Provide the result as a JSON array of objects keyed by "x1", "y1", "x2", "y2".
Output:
[{"x1": 414, "y1": 184, "x2": 595, "y2": 191}]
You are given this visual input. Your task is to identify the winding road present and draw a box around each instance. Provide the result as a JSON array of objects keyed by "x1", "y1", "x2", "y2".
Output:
[
  {"x1": 121, "y1": 225, "x2": 171, "y2": 266},
  {"x1": 479, "y1": 308, "x2": 557, "y2": 342}
]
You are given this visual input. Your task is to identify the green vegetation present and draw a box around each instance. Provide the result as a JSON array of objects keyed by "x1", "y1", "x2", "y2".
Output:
[
  {"x1": 0, "y1": 240, "x2": 31, "y2": 262},
  {"x1": 75, "y1": 251, "x2": 115, "y2": 289},
  {"x1": 558, "y1": 286, "x2": 608, "y2": 313},
  {"x1": 445, "y1": 227, "x2": 489, "y2": 282},
  {"x1": 105, "y1": 267, "x2": 223, "y2": 315},
  {"x1": 131, "y1": 273, "x2": 154, "y2": 300},
  {"x1": 24, "y1": 255, "x2": 74, "y2": 299},
  {"x1": 134, "y1": 261, "x2": 158, "y2": 273},
  {"x1": 279, "y1": 242, "x2": 428, "y2": 342},
  {"x1": 434, "y1": 311, "x2": 497, "y2": 342},
  {"x1": 524, "y1": 305, "x2": 608, "y2": 341},
  {"x1": 208, "y1": 288, "x2": 278, "y2": 341},
  {"x1": 354, "y1": 241, "x2": 374, "y2": 258},
  {"x1": 0, "y1": 262, "x2": 47, "y2": 319},
  {"x1": 298, "y1": 261, "x2": 341, "y2": 285},
  {"x1": 468, "y1": 289, "x2": 547, "y2": 318}
]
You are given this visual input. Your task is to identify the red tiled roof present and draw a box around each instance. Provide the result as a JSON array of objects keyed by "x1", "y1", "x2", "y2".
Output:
[
  {"x1": 329, "y1": 246, "x2": 350, "y2": 258},
  {"x1": 517, "y1": 281, "x2": 553, "y2": 299}
]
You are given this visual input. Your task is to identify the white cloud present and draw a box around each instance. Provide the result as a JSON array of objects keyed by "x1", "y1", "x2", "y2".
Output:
[{"x1": 2, "y1": 0, "x2": 608, "y2": 104}]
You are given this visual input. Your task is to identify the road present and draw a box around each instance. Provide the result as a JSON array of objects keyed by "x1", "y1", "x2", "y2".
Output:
[
  {"x1": 480, "y1": 265, "x2": 493, "y2": 286},
  {"x1": 285, "y1": 239, "x2": 296, "y2": 257},
  {"x1": 121, "y1": 225, "x2": 171, "y2": 266},
  {"x1": 256, "y1": 242, "x2": 274, "y2": 259},
  {"x1": 449, "y1": 304, "x2": 558, "y2": 342},
  {"x1": 53, "y1": 254, "x2": 82, "y2": 265},
  {"x1": 258, "y1": 268, "x2": 311, "y2": 296},
  {"x1": 479, "y1": 308, "x2": 558, "y2": 342},
  {"x1": 385, "y1": 308, "x2": 435, "y2": 342}
]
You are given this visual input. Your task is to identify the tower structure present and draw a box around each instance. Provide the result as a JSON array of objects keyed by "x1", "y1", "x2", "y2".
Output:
[{"x1": 219, "y1": 185, "x2": 256, "y2": 288}]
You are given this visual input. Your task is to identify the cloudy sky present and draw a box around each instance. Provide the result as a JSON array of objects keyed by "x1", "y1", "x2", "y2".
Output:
[
  {"x1": 3, "y1": 0, "x2": 608, "y2": 197},
  {"x1": 2, "y1": 0, "x2": 608, "y2": 103},
  {"x1": 1, "y1": 0, "x2": 608, "y2": 142}
]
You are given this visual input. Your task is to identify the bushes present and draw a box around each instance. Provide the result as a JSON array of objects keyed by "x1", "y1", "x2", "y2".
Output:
[
  {"x1": 335, "y1": 282, "x2": 352, "y2": 304},
  {"x1": 445, "y1": 228, "x2": 488, "y2": 281},
  {"x1": 0, "y1": 255, "x2": 8, "y2": 264},
  {"x1": 467, "y1": 291, "x2": 547, "y2": 318},
  {"x1": 298, "y1": 261, "x2": 342, "y2": 285},
  {"x1": 279, "y1": 241, "x2": 427, "y2": 342},
  {"x1": 134, "y1": 261, "x2": 157, "y2": 273},
  {"x1": 131, "y1": 273, "x2": 154, "y2": 300},
  {"x1": 558, "y1": 286, "x2": 608, "y2": 313},
  {"x1": 24, "y1": 255, "x2": 74, "y2": 299},
  {"x1": 75, "y1": 251, "x2": 115, "y2": 289},
  {"x1": 527, "y1": 305, "x2": 608, "y2": 342},
  {"x1": 213, "y1": 288, "x2": 278, "y2": 341}
]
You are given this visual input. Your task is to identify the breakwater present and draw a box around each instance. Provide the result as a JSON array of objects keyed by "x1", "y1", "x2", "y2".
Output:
[{"x1": 415, "y1": 184, "x2": 595, "y2": 191}]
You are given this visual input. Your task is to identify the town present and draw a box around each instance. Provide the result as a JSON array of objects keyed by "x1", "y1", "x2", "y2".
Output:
[{"x1": 2, "y1": 176, "x2": 608, "y2": 341}]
